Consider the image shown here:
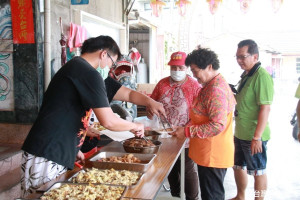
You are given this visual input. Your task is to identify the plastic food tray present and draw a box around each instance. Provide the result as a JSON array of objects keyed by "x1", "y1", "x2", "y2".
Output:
[
  {"x1": 68, "y1": 168, "x2": 143, "y2": 188},
  {"x1": 86, "y1": 151, "x2": 156, "y2": 172},
  {"x1": 40, "y1": 182, "x2": 127, "y2": 200}
]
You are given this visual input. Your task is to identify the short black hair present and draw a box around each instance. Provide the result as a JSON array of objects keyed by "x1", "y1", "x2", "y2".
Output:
[
  {"x1": 81, "y1": 35, "x2": 121, "y2": 59},
  {"x1": 185, "y1": 47, "x2": 220, "y2": 70},
  {"x1": 238, "y1": 39, "x2": 259, "y2": 57}
]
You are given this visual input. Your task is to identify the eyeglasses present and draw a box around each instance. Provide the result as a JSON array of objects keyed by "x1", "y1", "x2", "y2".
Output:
[
  {"x1": 107, "y1": 52, "x2": 117, "y2": 68},
  {"x1": 236, "y1": 54, "x2": 251, "y2": 60}
]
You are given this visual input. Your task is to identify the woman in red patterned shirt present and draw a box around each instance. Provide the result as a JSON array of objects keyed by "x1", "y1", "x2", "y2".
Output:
[{"x1": 149, "y1": 51, "x2": 201, "y2": 200}]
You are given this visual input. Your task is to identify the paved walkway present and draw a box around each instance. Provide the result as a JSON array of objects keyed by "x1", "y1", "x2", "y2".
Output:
[{"x1": 157, "y1": 79, "x2": 300, "y2": 200}]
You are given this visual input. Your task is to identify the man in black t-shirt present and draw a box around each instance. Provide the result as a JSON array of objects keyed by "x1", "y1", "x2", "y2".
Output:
[
  {"x1": 21, "y1": 35, "x2": 165, "y2": 197},
  {"x1": 80, "y1": 76, "x2": 125, "y2": 153}
]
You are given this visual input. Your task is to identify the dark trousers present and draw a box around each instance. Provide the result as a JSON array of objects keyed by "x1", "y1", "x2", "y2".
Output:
[
  {"x1": 168, "y1": 148, "x2": 200, "y2": 200},
  {"x1": 197, "y1": 165, "x2": 227, "y2": 200}
]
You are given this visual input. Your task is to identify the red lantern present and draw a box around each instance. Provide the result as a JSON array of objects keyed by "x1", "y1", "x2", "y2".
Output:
[
  {"x1": 206, "y1": 0, "x2": 222, "y2": 15},
  {"x1": 239, "y1": 0, "x2": 252, "y2": 14},
  {"x1": 272, "y1": 0, "x2": 283, "y2": 13},
  {"x1": 150, "y1": 0, "x2": 166, "y2": 17},
  {"x1": 175, "y1": 0, "x2": 191, "y2": 17}
]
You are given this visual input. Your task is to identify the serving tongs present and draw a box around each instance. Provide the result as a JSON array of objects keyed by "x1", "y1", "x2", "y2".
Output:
[
  {"x1": 142, "y1": 136, "x2": 151, "y2": 143},
  {"x1": 159, "y1": 115, "x2": 173, "y2": 132}
]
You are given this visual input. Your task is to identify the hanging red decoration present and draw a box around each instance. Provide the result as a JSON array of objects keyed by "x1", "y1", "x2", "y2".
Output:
[
  {"x1": 239, "y1": 0, "x2": 252, "y2": 14},
  {"x1": 175, "y1": 0, "x2": 191, "y2": 17},
  {"x1": 206, "y1": 0, "x2": 222, "y2": 15},
  {"x1": 272, "y1": 0, "x2": 283, "y2": 13},
  {"x1": 150, "y1": 0, "x2": 166, "y2": 17}
]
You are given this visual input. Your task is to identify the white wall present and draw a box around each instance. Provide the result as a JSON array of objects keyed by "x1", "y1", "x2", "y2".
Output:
[{"x1": 51, "y1": 0, "x2": 125, "y2": 72}]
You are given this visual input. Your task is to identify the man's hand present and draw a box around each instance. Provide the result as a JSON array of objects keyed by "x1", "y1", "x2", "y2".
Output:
[
  {"x1": 130, "y1": 123, "x2": 145, "y2": 138},
  {"x1": 113, "y1": 87, "x2": 166, "y2": 118},
  {"x1": 146, "y1": 107, "x2": 153, "y2": 120},
  {"x1": 251, "y1": 140, "x2": 263, "y2": 155},
  {"x1": 147, "y1": 100, "x2": 166, "y2": 119}
]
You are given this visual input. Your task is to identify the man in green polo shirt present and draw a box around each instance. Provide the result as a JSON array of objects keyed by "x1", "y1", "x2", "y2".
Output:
[
  {"x1": 230, "y1": 39, "x2": 274, "y2": 200},
  {"x1": 295, "y1": 83, "x2": 300, "y2": 142}
]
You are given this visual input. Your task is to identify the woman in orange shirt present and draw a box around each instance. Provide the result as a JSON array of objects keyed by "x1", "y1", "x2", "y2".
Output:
[{"x1": 171, "y1": 47, "x2": 236, "y2": 200}]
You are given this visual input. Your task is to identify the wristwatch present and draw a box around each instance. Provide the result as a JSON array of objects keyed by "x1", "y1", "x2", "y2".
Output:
[{"x1": 252, "y1": 137, "x2": 262, "y2": 141}]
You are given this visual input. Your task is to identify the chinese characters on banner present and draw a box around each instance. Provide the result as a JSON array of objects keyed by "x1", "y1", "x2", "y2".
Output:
[{"x1": 10, "y1": 0, "x2": 35, "y2": 44}]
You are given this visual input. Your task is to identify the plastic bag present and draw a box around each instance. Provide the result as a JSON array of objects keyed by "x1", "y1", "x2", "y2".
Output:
[{"x1": 134, "y1": 115, "x2": 160, "y2": 130}]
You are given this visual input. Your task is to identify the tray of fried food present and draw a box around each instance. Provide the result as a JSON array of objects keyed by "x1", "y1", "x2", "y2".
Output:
[
  {"x1": 40, "y1": 182, "x2": 126, "y2": 200},
  {"x1": 86, "y1": 152, "x2": 156, "y2": 172},
  {"x1": 122, "y1": 138, "x2": 162, "y2": 154},
  {"x1": 69, "y1": 168, "x2": 143, "y2": 188},
  {"x1": 97, "y1": 153, "x2": 142, "y2": 163}
]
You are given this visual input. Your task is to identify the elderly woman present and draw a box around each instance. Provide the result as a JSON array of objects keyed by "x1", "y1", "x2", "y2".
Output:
[
  {"x1": 149, "y1": 51, "x2": 201, "y2": 200},
  {"x1": 170, "y1": 47, "x2": 236, "y2": 200}
]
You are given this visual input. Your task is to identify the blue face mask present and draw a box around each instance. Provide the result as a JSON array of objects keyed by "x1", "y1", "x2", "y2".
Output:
[{"x1": 97, "y1": 65, "x2": 110, "y2": 80}]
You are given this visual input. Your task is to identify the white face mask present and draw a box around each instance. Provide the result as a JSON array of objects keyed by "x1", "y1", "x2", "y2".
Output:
[{"x1": 171, "y1": 70, "x2": 186, "y2": 81}]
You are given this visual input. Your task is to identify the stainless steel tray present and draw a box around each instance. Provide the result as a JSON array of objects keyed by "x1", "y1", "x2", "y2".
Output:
[
  {"x1": 40, "y1": 182, "x2": 127, "y2": 200},
  {"x1": 86, "y1": 151, "x2": 156, "y2": 172},
  {"x1": 122, "y1": 139, "x2": 162, "y2": 154},
  {"x1": 68, "y1": 168, "x2": 143, "y2": 188},
  {"x1": 144, "y1": 130, "x2": 161, "y2": 140}
]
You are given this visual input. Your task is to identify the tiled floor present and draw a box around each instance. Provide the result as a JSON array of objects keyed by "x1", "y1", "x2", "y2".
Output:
[{"x1": 156, "y1": 80, "x2": 300, "y2": 200}]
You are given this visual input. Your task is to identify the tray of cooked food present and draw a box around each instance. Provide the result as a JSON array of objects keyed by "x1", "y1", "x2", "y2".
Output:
[
  {"x1": 69, "y1": 168, "x2": 143, "y2": 188},
  {"x1": 40, "y1": 182, "x2": 126, "y2": 200},
  {"x1": 122, "y1": 138, "x2": 162, "y2": 154},
  {"x1": 86, "y1": 152, "x2": 156, "y2": 172}
]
